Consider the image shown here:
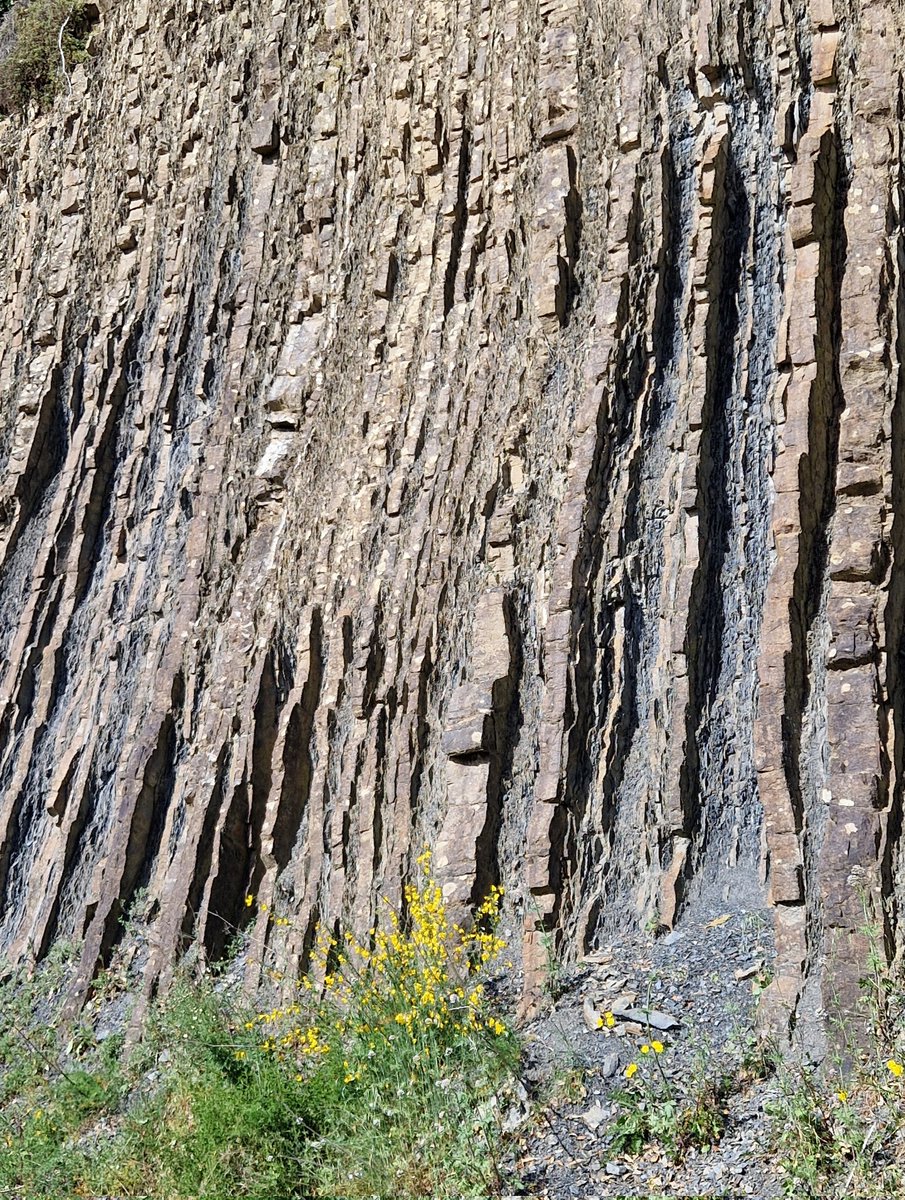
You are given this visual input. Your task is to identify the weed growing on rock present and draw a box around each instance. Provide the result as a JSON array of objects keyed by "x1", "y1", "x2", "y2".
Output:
[
  {"x1": 766, "y1": 1055, "x2": 905, "y2": 1198},
  {"x1": 0, "y1": 942, "x2": 128, "y2": 1198},
  {"x1": 610, "y1": 1038, "x2": 731, "y2": 1160}
]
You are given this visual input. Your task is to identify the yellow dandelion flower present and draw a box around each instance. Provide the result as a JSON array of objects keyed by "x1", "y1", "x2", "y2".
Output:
[
  {"x1": 887, "y1": 1059, "x2": 904, "y2": 1077},
  {"x1": 651, "y1": 1040, "x2": 664, "y2": 1054},
  {"x1": 837, "y1": 1090, "x2": 848, "y2": 1103},
  {"x1": 625, "y1": 1063, "x2": 638, "y2": 1079},
  {"x1": 605, "y1": 1011, "x2": 616, "y2": 1027},
  {"x1": 640, "y1": 1044, "x2": 650, "y2": 1054},
  {"x1": 244, "y1": 894, "x2": 254, "y2": 907}
]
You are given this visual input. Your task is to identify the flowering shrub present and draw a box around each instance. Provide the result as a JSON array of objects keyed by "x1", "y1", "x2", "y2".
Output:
[
  {"x1": 0, "y1": 856, "x2": 519, "y2": 1200},
  {"x1": 236, "y1": 850, "x2": 518, "y2": 1197},
  {"x1": 250, "y1": 852, "x2": 510, "y2": 1076}
]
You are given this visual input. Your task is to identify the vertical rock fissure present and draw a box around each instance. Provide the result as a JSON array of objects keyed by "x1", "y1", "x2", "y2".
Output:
[{"x1": 679, "y1": 138, "x2": 749, "y2": 865}]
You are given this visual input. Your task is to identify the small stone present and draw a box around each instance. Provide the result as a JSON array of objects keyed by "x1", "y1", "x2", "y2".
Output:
[
  {"x1": 250, "y1": 100, "x2": 279, "y2": 154},
  {"x1": 604, "y1": 1161, "x2": 626, "y2": 1177},
  {"x1": 599, "y1": 974, "x2": 628, "y2": 992},
  {"x1": 580, "y1": 1102, "x2": 609, "y2": 1132},
  {"x1": 115, "y1": 225, "x2": 136, "y2": 251},
  {"x1": 581, "y1": 949, "x2": 612, "y2": 965},
  {"x1": 735, "y1": 959, "x2": 764, "y2": 980},
  {"x1": 582, "y1": 996, "x2": 603, "y2": 1031},
  {"x1": 609, "y1": 1003, "x2": 679, "y2": 1030},
  {"x1": 600, "y1": 1051, "x2": 620, "y2": 1078}
]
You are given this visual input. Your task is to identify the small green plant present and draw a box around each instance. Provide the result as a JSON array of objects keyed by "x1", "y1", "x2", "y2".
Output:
[
  {"x1": 766, "y1": 1058, "x2": 905, "y2": 1198},
  {"x1": 0, "y1": 0, "x2": 93, "y2": 112},
  {"x1": 609, "y1": 1039, "x2": 730, "y2": 1160},
  {"x1": 644, "y1": 908, "x2": 662, "y2": 936},
  {"x1": 529, "y1": 899, "x2": 566, "y2": 1001}
]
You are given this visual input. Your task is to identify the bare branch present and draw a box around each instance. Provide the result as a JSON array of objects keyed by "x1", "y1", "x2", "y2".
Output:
[{"x1": 57, "y1": 10, "x2": 70, "y2": 97}]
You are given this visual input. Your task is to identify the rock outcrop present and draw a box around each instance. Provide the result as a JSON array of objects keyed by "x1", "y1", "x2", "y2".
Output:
[{"x1": 0, "y1": 0, "x2": 903, "y2": 1043}]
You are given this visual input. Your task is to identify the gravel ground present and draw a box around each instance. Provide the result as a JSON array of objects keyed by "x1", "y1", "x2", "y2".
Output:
[{"x1": 505, "y1": 892, "x2": 787, "y2": 1199}]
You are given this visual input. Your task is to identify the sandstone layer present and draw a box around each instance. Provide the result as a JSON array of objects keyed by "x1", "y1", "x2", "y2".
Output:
[{"x1": 0, "y1": 0, "x2": 903, "y2": 1041}]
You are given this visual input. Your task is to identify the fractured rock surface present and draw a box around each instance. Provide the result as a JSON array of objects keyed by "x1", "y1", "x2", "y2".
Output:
[{"x1": 0, "y1": 0, "x2": 903, "y2": 1038}]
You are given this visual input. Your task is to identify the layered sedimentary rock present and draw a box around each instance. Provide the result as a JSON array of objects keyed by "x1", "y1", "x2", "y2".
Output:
[{"x1": 0, "y1": 0, "x2": 903, "y2": 1042}]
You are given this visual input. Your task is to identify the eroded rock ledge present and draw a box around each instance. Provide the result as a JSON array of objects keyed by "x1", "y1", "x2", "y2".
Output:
[{"x1": 0, "y1": 0, "x2": 903, "y2": 1043}]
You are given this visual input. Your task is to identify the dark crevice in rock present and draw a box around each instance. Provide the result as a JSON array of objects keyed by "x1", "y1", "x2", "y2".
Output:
[
  {"x1": 407, "y1": 631, "x2": 433, "y2": 832},
  {"x1": 472, "y1": 591, "x2": 522, "y2": 907},
  {"x1": 182, "y1": 745, "x2": 230, "y2": 946},
  {"x1": 556, "y1": 146, "x2": 583, "y2": 325},
  {"x1": 271, "y1": 610, "x2": 323, "y2": 875},
  {"x1": 0, "y1": 360, "x2": 67, "y2": 574},
  {"x1": 102, "y1": 671, "x2": 185, "y2": 963},
  {"x1": 879, "y1": 109, "x2": 905, "y2": 960},
  {"x1": 204, "y1": 777, "x2": 252, "y2": 964},
  {"x1": 72, "y1": 317, "x2": 145, "y2": 611},
  {"x1": 247, "y1": 647, "x2": 283, "y2": 903},
  {"x1": 443, "y1": 126, "x2": 471, "y2": 316},
  {"x1": 553, "y1": 167, "x2": 654, "y2": 932},
  {"x1": 679, "y1": 138, "x2": 748, "y2": 854},
  {"x1": 36, "y1": 770, "x2": 93, "y2": 958}
]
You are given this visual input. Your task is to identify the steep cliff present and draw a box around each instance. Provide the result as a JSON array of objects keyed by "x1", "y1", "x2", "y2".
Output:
[{"x1": 0, "y1": 0, "x2": 902, "y2": 1044}]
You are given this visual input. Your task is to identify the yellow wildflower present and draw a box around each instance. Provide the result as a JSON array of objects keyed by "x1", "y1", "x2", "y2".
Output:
[
  {"x1": 887, "y1": 1059, "x2": 904, "y2": 1077},
  {"x1": 651, "y1": 1040, "x2": 664, "y2": 1054},
  {"x1": 625, "y1": 1063, "x2": 638, "y2": 1079}
]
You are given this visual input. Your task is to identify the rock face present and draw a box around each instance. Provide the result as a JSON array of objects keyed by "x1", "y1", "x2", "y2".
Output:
[{"x1": 0, "y1": 0, "x2": 902, "y2": 1041}]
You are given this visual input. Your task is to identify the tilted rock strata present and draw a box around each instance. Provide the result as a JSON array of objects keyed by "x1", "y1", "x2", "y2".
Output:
[{"x1": 0, "y1": 0, "x2": 903, "y2": 1040}]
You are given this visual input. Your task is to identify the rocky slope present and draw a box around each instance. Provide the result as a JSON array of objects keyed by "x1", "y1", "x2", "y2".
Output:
[{"x1": 0, "y1": 0, "x2": 903, "y2": 1045}]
